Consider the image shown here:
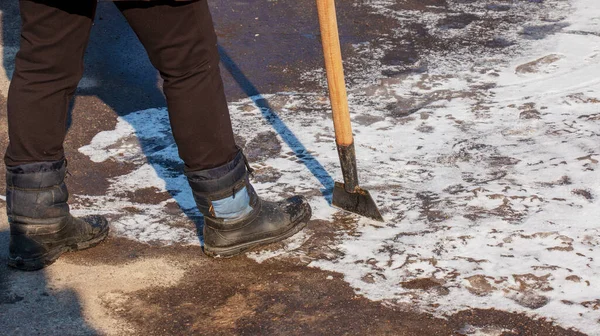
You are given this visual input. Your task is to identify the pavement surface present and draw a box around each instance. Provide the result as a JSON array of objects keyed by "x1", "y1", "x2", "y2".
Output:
[{"x1": 0, "y1": 1, "x2": 591, "y2": 335}]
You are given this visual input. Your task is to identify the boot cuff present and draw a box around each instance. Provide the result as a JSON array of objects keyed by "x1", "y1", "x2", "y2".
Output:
[
  {"x1": 6, "y1": 160, "x2": 67, "y2": 189},
  {"x1": 185, "y1": 151, "x2": 246, "y2": 195}
]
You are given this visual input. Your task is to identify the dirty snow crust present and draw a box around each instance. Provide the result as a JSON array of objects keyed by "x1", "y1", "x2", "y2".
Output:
[{"x1": 77, "y1": 0, "x2": 600, "y2": 334}]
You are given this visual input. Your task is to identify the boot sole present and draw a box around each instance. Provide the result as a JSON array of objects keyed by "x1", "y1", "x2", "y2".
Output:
[
  {"x1": 7, "y1": 226, "x2": 110, "y2": 271},
  {"x1": 203, "y1": 208, "x2": 311, "y2": 258}
]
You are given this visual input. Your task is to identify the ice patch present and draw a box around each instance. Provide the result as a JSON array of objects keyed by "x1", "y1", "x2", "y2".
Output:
[
  {"x1": 247, "y1": 230, "x2": 312, "y2": 263},
  {"x1": 457, "y1": 325, "x2": 514, "y2": 336},
  {"x1": 0, "y1": 8, "x2": 16, "y2": 97},
  {"x1": 77, "y1": 108, "x2": 199, "y2": 243}
]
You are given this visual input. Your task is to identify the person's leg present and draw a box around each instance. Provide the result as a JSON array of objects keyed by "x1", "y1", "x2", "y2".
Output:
[
  {"x1": 5, "y1": 0, "x2": 96, "y2": 166},
  {"x1": 114, "y1": 0, "x2": 237, "y2": 171},
  {"x1": 5, "y1": 0, "x2": 108, "y2": 271},
  {"x1": 116, "y1": 0, "x2": 311, "y2": 257}
]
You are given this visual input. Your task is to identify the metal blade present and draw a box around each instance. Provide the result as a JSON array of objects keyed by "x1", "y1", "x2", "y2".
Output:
[{"x1": 332, "y1": 182, "x2": 384, "y2": 222}]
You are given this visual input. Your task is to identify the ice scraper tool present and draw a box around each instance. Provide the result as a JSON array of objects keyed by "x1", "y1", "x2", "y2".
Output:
[{"x1": 316, "y1": 0, "x2": 384, "y2": 221}]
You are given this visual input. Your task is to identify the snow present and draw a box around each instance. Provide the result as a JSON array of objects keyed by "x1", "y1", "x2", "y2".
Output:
[
  {"x1": 0, "y1": 9, "x2": 16, "y2": 97},
  {"x1": 73, "y1": 0, "x2": 600, "y2": 333},
  {"x1": 457, "y1": 324, "x2": 515, "y2": 336}
]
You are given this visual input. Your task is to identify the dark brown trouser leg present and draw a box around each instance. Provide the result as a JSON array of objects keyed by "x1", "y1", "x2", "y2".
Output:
[
  {"x1": 4, "y1": 0, "x2": 97, "y2": 166},
  {"x1": 115, "y1": 0, "x2": 238, "y2": 171}
]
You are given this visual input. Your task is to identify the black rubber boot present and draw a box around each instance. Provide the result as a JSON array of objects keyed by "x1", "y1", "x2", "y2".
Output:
[
  {"x1": 6, "y1": 160, "x2": 109, "y2": 271},
  {"x1": 186, "y1": 151, "x2": 311, "y2": 257}
]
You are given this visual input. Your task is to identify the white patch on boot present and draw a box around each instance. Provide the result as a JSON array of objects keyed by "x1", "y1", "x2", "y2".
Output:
[{"x1": 212, "y1": 187, "x2": 253, "y2": 221}]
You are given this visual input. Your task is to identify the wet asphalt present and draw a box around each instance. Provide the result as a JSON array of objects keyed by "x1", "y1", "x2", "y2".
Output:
[{"x1": 0, "y1": 1, "x2": 588, "y2": 335}]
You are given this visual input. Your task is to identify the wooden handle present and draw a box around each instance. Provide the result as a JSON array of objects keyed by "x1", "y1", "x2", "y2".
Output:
[{"x1": 316, "y1": 0, "x2": 353, "y2": 146}]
